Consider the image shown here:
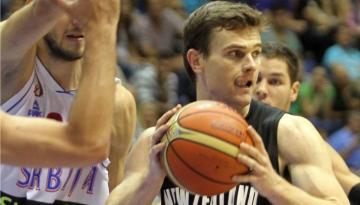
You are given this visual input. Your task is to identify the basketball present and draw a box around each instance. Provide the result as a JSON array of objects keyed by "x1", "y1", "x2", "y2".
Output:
[{"x1": 162, "y1": 100, "x2": 254, "y2": 196}]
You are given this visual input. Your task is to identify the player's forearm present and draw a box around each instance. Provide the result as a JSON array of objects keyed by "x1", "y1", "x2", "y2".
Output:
[
  {"x1": 67, "y1": 22, "x2": 117, "y2": 146},
  {"x1": 106, "y1": 173, "x2": 163, "y2": 205},
  {"x1": 1, "y1": 1, "x2": 64, "y2": 66},
  {"x1": 267, "y1": 178, "x2": 350, "y2": 205},
  {"x1": 1, "y1": 112, "x2": 106, "y2": 167}
]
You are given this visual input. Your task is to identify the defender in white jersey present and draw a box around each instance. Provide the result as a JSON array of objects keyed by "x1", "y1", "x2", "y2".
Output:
[{"x1": 1, "y1": 0, "x2": 136, "y2": 204}]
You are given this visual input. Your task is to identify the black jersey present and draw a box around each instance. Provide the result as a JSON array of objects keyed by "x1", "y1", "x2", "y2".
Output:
[{"x1": 160, "y1": 100, "x2": 285, "y2": 205}]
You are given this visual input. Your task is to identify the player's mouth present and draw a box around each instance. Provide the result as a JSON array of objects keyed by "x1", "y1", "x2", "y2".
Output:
[
  {"x1": 66, "y1": 33, "x2": 84, "y2": 41},
  {"x1": 235, "y1": 78, "x2": 253, "y2": 89}
]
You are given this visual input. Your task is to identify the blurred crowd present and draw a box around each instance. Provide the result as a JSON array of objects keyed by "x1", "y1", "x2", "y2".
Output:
[{"x1": 2, "y1": 0, "x2": 359, "y2": 173}]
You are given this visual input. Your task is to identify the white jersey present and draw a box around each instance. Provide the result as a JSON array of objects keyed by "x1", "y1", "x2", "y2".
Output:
[{"x1": 1, "y1": 58, "x2": 110, "y2": 205}]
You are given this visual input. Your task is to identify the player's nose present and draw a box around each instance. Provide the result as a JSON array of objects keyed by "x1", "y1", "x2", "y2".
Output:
[{"x1": 255, "y1": 81, "x2": 268, "y2": 100}]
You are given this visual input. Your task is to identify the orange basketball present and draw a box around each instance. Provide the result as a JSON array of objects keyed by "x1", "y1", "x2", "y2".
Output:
[{"x1": 162, "y1": 100, "x2": 254, "y2": 196}]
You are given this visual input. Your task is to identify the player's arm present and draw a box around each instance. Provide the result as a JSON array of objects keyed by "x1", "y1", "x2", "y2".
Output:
[
  {"x1": 108, "y1": 85, "x2": 137, "y2": 190},
  {"x1": 232, "y1": 115, "x2": 349, "y2": 205},
  {"x1": 0, "y1": 1, "x2": 73, "y2": 101},
  {"x1": 1, "y1": 0, "x2": 66, "y2": 66},
  {"x1": 1, "y1": 0, "x2": 119, "y2": 167},
  {"x1": 272, "y1": 115, "x2": 350, "y2": 205},
  {"x1": 106, "y1": 106, "x2": 181, "y2": 205},
  {"x1": 106, "y1": 128, "x2": 164, "y2": 205},
  {"x1": 327, "y1": 143, "x2": 360, "y2": 195},
  {"x1": 1, "y1": 108, "x2": 109, "y2": 167}
]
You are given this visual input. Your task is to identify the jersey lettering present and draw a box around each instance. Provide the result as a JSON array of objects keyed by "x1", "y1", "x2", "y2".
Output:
[
  {"x1": 29, "y1": 168, "x2": 42, "y2": 190},
  {"x1": 14, "y1": 168, "x2": 98, "y2": 196},
  {"x1": 162, "y1": 185, "x2": 259, "y2": 205},
  {"x1": 16, "y1": 168, "x2": 31, "y2": 188},
  {"x1": 46, "y1": 168, "x2": 62, "y2": 192},
  {"x1": 81, "y1": 166, "x2": 97, "y2": 194}
]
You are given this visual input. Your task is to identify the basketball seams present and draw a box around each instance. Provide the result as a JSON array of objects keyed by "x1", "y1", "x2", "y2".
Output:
[
  {"x1": 162, "y1": 100, "x2": 252, "y2": 196},
  {"x1": 176, "y1": 112, "x2": 249, "y2": 146},
  {"x1": 166, "y1": 138, "x2": 238, "y2": 186},
  {"x1": 173, "y1": 127, "x2": 240, "y2": 158},
  {"x1": 179, "y1": 110, "x2": 248, "y2": 127},
  {"x1": 167, "y1": 120, "x2": 247, "y2": 150}
]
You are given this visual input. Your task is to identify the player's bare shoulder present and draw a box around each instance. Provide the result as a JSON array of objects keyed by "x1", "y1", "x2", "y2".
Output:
[
  {"x1": 277, "y1": 114, "x2": 327, "y2": 165},
  {"x1": 114, "y1": 84, "x2": 136, "y2": 119},
  {"x1": 111, "y1": 83, "x2": 137, "y2": 148}
]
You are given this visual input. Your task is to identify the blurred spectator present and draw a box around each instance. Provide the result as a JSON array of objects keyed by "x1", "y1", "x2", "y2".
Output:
[
  {"x1": 166, "y1": 0, "x2": 188, "y2": 18},
  {"x1": 131, "y1": 0, "x2": 184, "y2": 58},
  {"x1": 181, "y1": 0, "x2": 206, "y2": 13},
  {"x1": 323, "y1": 24, "x2": 360, "y2": 81},
  {"x1": 261, "y1": 3, "x2": 303, "y2": 56},
  {"x1": 130, "y1": 58, "x2": 179, "y2": 129},
  {"x1": 329, "y1": 66, "x2": 360, "y2": 126},
  {"x1": 1, "y1": 0, "x2": 24, "y2": 20},
  {"x1": 294, "y1": 0, "x2": 352, "y2": 62},
  {"x1": 117, "y1": 0, "x2": 144, "y2": 80},
  {"x1": 347, "y1": 0, "x2": 360, "y2": 37},
  {"x1": 297, "y1": 66, "x2": 336, "y2": 135},
  {"x1": 1, "y1": 0, "x2": 11, "y2": 19},
  {"x1": 328, "y1": 111, "x2": 360, "y2": 173}
]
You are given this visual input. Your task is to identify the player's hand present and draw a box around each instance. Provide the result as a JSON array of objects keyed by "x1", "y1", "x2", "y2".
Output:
[
  {"x1": 41, "y1": 0, "x2": 120, "y2": 28},
  {"x1": 232, "y1": 126, "x2": 283, "y2": 197},
  {"x1": 148, "y1": 104, "x2": 182, "y2": 180}
]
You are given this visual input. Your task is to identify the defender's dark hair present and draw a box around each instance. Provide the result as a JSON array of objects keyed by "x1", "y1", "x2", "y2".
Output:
[
  {"x1": 261, "y1": 43, "x2": 300, "y2": 83},
  {"x1": 183, "y1": 1, "x2": 266, "y2": 82}
]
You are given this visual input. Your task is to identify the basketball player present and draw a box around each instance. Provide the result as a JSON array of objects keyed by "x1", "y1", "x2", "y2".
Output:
[
  {"x1": 253, "y1": 43, "x2": 360, "y2": 204},
  {"x1": 107, "y1": 1, "x2": 349, "y2": 205},
  {"x1": 1, "y1": 0, "x2": 115, "y2": 167},
  {"x1": 0, "y1": 0, "x2": 136, "y2": 204}
]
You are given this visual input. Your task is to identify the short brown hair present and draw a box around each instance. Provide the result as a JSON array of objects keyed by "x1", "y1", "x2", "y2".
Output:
[
  {"x1": 261, "y1": 43, "x2": 300, "y2": 83},
  {"x1": 183, "y1": 1, "x2": 265, "y2": 82}
]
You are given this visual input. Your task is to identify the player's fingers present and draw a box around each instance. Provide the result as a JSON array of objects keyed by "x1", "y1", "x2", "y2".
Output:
[
  {"x1": 247, "y1": 126, "x2": 267, "y2": 155},
  {"x1": 151, "y1": 124, "x2": 170, "y2": 145},
  {"x1": 232, "y1": 174, "x2": 254, "y2": 184},
  {"x1": 156, "y1": 104, "x2": 181, "y2": 129},
  {"x1": 236, "y1": 153, "x2": 262, "y2": 174},
  {"x1": 239, "y1": 143, "x2": 268, "y2": 166},
  {"x1": 150, "y1": 142, "x2": 166, "y2": 156}
]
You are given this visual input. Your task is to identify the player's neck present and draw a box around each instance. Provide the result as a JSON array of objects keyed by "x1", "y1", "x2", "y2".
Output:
[
  {"x1": 37, "y1": 50, "x2": 82, "y2": 91},
  {"x1": 196, "y1": 86, "x2": 251, "y2": 118}
]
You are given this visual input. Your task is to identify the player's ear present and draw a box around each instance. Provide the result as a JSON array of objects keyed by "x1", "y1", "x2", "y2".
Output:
[
  {"x1": 187, "y1": 49, "x2": 204, "y2": 74},
  {"x1": 290, "y1": 81, "x2": 300, "y2": 102}
]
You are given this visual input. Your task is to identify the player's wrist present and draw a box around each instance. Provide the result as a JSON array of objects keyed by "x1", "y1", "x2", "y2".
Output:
[
  {"x1": 263, "y1": 175, "x2": 288, "y2": 200},
  {"x1": 34, "y1": 0, "x2": 65, "y2": 18},
  {"x1": 129, "y1": 171, "x2": 165, "y2": 190}
]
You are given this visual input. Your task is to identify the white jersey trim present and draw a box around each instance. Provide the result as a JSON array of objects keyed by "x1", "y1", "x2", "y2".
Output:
[{"x1": 2, "y1": 71, "x2": 35, "y2": 112}]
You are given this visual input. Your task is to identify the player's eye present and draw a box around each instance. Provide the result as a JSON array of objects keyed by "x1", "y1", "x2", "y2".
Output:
[
  {"x1": 229, "y1": 50, "x2": 245, "y2": 59},
  {"x1": 252, "y1": 50, "x2": 261, "y2": 59},
  {"x1": 268, "y1": 79, "x2": 281, "y2": 85}
]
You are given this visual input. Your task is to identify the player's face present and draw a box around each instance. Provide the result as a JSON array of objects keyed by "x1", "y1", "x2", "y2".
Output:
[
  {"x1": 254, "y1": 57, "x2": 299, "y2": 111},
  {"x1": 195, "y1": 28, "x2": 262, "y2": 110},
  {"x1": 43, "y1": 15, "x2": 85, "y2": 61}
]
